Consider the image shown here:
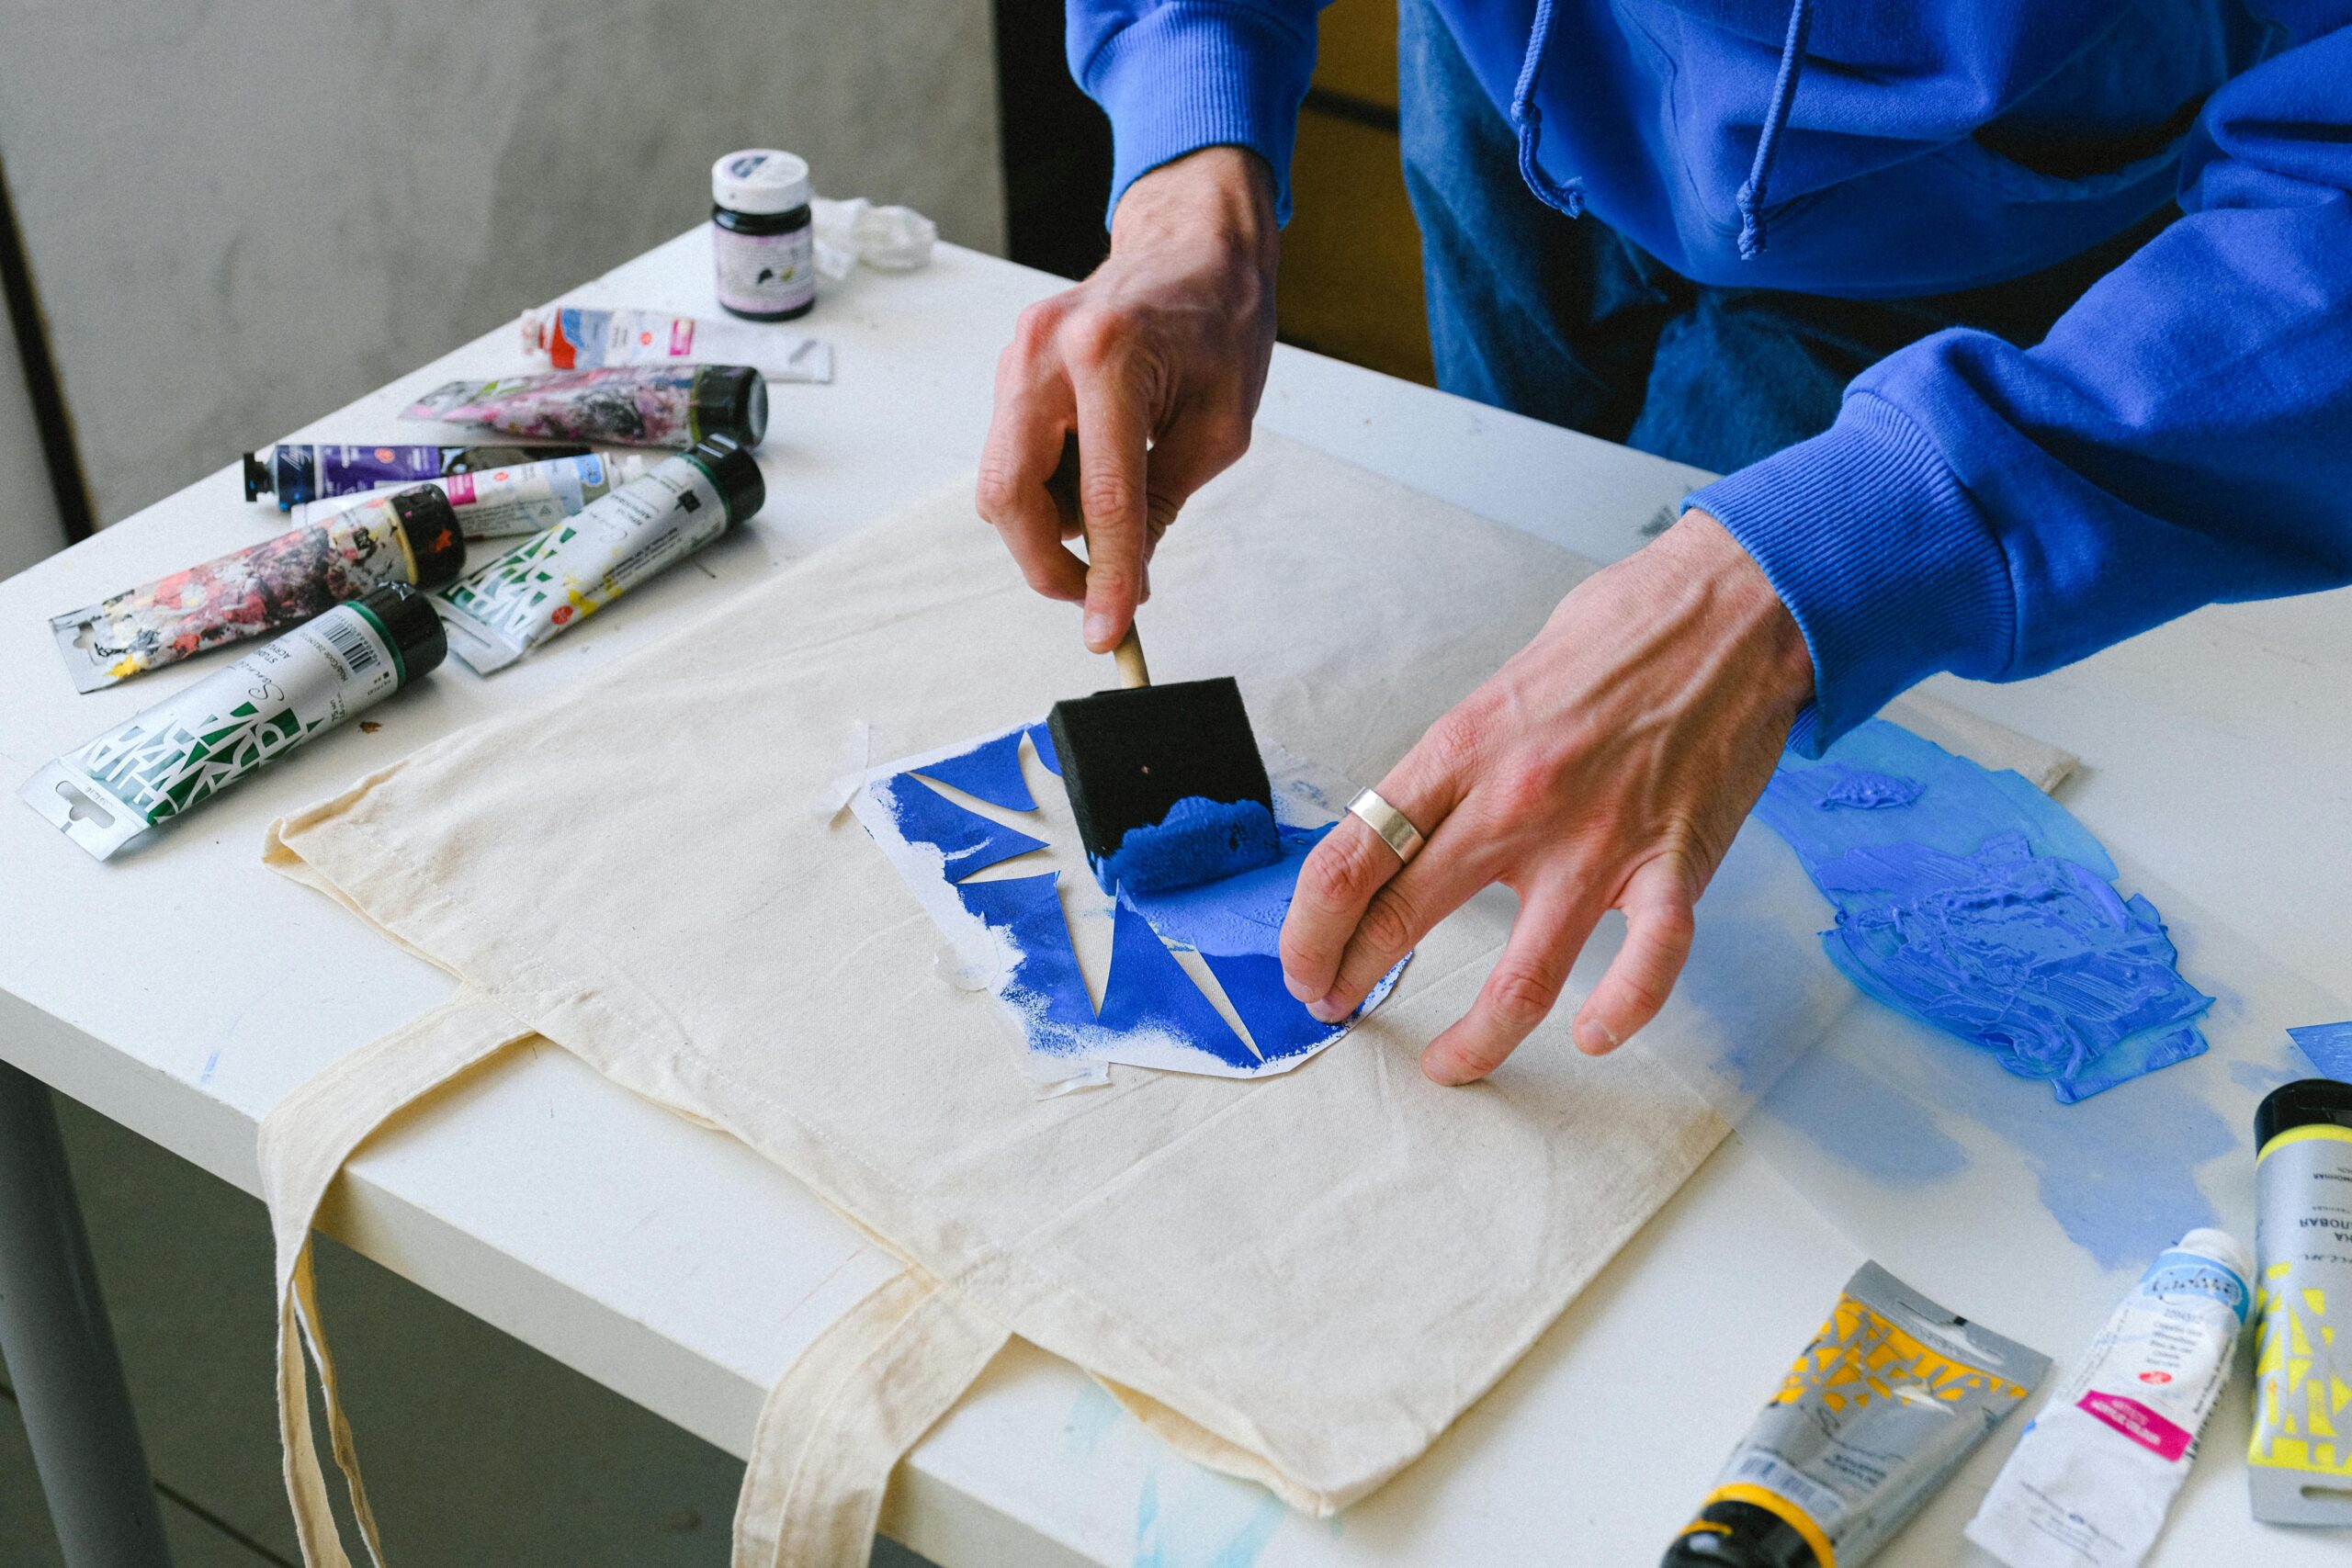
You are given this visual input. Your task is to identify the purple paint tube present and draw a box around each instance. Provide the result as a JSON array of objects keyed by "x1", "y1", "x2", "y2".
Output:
[
  {"x1": 243, "y1": 442, "x2": 590, "y2": 508},
  {"x1": 49, "y1": 487, "x2": 465, "y2": 693},
  {"x1": 401, "y1": 365, "x2": 766, "y2": 450},
  {"x1": 350, "y1": 452, "x2": 652, "y2": 540}
]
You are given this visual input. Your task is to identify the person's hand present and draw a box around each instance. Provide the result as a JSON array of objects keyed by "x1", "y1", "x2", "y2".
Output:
[
  {"x1": 977, "y1": 146, "x2": 1280, "y2": 651},
  {"x1": 1278, "y1": 510, "x2": 1815, "y2": 1084}
]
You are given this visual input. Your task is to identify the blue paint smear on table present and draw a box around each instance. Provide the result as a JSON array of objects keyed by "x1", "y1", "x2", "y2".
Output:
[
  {"x1": 912, "y1": 728, "x2": 1037, "y2": 811},
  {"x1": 2289, "y1": 1021, "x2": 2352, "y2": 1081},
  {"x1": 873, "y1": 770, "x2": 1048, "y2": 879},
  {"x1": 1134, "y1": 1456, "x2": 1285, "y2": 1568},
  {"x1": 1093, "y1": 795, "x2": 1283, "y2": 896},
  {"x1": 1745, "y1": 720, "x2": 2239, "y2": 1269},
  {"x1": 1754, "y1": 721, "x2": 2212, "y2": 1103}
]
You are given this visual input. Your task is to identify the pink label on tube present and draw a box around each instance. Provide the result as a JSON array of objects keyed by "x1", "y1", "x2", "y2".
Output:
[{"x1": 2076, "y1": 1391, "x2": 2191, "y2": 1461}]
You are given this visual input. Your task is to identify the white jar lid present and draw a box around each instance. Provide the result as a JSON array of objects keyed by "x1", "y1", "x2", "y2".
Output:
[{"x1": 713, "y1": 149, "x2": 810, "y2": 215}]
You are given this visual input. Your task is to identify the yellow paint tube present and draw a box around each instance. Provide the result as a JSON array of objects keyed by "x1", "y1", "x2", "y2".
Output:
[
  {"x1": 2249, "y1": 1078, "x2": 2352, "y2": 1525},
  {"x1": 1663, "y1": 1262, "x2": 2049, "y2": 1568}
]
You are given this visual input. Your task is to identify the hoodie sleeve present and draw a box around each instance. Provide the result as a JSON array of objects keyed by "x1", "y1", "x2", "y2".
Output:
[
  {"x1": 1069, "y1": 2, "x2": 1328, "y2": 222},
  {"x1": 1689, "y1": 16, "x2": 2352, "y2": 756}
]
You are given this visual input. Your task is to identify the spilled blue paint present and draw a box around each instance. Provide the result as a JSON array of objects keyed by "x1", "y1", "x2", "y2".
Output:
[
  {"x1": 874, "y1": 769, "x2": 1048, "y2": 879},
  {"x1": 1094, "y1": 795, "x2": 1282, "y2": 896},
  {"x1": 1133, "y1": 1456, "x2": 1285, "y2": 1568},
  {"x1": 913, "y1": 728, "x2": 1037, "y2": 811},
  {"x1": 1755, "y1": 721, "x2": 2211, "y2": 1102},
  {"x1": 2289, "y1": 1021, "x2": 2352, "y2": 1081}
]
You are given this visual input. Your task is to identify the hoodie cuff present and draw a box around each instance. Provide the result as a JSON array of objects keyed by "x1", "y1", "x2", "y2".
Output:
[
  {"x1": 1080, "y1": 4, "x2": 1317, "y2": 225},
  {"x1": 1686, "y1": 393, "x2": 2015, "y2": 757}
]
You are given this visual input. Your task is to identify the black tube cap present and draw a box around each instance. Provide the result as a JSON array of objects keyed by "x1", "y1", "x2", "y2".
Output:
[
  {"x1": 684, "y1": 433, "x2": 767, "y2": 524},
  {"x1": 384, "y1": 485, "x2": 469, "y2": 590},
  {"x1": 1661, "y1": 1500, "x2": 1823, "y2": 1568},
  {"x1": 353, "y1": 582, "x2": 447, "y2": 683},
  {"x1": 2256, "y1": 1078, "x2": 2352, "y2": 1150},
  {"x1": 242, "y1": 452, "x2": 273, "y2": 502},
  {"x1": 692, "y1": 365, "x2": 768, "y2": 448}
]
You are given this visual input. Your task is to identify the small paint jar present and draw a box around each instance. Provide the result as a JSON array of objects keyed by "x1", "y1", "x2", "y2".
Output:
[{"x1": 711, "y1": 150, "x2": 816, "y2": 321}]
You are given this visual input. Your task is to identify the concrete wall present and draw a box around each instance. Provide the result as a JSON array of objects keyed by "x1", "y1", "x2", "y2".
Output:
[
  {"x1": 0, "y1": 0, "x2": 1006, "y2": 527},
  {"x1": 0, "y1": 294, "x2": 64, "y2": 578}
]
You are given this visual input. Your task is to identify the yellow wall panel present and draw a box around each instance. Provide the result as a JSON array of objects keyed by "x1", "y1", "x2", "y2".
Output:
[{"x1": 1278, "y1": 106, "x2": 1435, "y2": 387}]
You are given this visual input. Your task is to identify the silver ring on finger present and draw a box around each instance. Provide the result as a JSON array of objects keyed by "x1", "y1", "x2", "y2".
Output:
[{"x1": 1346, "y1": 787, "x2": 1427, "y2": 868}]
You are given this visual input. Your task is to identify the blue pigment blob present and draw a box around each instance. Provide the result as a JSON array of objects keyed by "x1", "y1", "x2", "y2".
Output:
[
  {"x1": 874, "y1": 772, "x2": 1050, "y2": 879},
  {"x1": 2289, "y1": 1021, "x2": 2352, "y2": 1081},
  {"x1": 953, "y1": 872, "x2": 1098, "y2": 1049},
  {"x1": 1756, "y1": 721, "x2": 2211, "y2": 1103},
  {"x1": 1099, "y1": 896, "x2": 1255, "y2": 1069},
  {"x1": 913, "y1": 729, "x2": 1037, "y2": 812},
  {"x1": 1026, "y1": 722, "x2": 1061, "y2": 776},
  {"x1": 1813, "y1": 763, "x2": 1922, "y2": 810},
  {"x1": 1093, "y1": 796, "x2": 1282, "y2": 897},
  {"x1": 1818, "y1": 833, "x2": 2211, "y2": 1102}
]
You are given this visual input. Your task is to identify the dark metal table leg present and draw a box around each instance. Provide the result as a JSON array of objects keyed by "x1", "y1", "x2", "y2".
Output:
[{"x1": 0, "y1": 1058, "x2": 175, "y2": 1567}]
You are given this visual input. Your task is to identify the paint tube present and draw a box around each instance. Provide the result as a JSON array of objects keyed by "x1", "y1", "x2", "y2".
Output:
[
  {"x1": 350, "y1": 452, "x2": 651, "y2": 540},
  {"x1": 433, "y1": 434, "x2": 764, "y2": 674},
  {"x1": 2248, "y1": 1077, "x2": 2352, "y2": 1524},
  {"x1": 402, "y1": 365, "x2": 766, "y2": 450},
  {"x1": 21, "y1": 584, "x2": 447, "y2": 861},
  {"x1": 1965, "y1": 1228, "x2": 2251, "y2": 1568},
  {"x1": 519, "y1": 306, "x2": 831, "y2": 384},
  {"x1": 1663, "y1": 1261, "x2": 2049, "y2": 1568},
  {"x1": 243, "y1": 442, "x2": 589, "y2": 508},
  {"x1": 49, "y1": 487, "x2": 465, "y2": 693}
]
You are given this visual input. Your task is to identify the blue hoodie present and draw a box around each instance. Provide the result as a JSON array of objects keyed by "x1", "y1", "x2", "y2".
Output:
[{"x1": 1069, "y1": 1, "x2": 2352, "y2": 751}]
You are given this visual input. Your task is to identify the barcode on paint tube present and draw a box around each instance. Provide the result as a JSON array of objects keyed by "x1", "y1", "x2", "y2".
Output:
[
  {"x1": 1728, "y1": 1453, "x2": 1845, "y2": 1522},
  {"x1": 319, "y1": 615, "x2": 380, "y2": 675}
]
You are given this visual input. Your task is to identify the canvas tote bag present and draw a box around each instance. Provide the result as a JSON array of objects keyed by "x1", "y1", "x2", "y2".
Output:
[{"x1": 255, "y1": 434, "x2": 1869, "y2": 1566}]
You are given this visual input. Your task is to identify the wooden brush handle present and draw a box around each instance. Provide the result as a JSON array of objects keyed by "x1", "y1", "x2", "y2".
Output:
[{"x1": 1113, "y1": 625, "x2": 1150, "y2": 689}]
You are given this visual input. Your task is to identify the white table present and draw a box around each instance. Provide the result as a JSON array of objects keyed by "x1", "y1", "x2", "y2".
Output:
[{"x1": 3, "y1": 229, "x2": 2346, "y2": 1567}]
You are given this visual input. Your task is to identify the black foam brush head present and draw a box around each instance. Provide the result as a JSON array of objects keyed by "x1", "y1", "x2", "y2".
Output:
[{"x1": 1046, "y1": 676, "x2": 1274, "y2": 863}]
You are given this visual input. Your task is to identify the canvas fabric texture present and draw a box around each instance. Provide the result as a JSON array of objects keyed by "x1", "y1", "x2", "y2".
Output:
[{"x1": 252, "y1": 434, "x2": 2040, "y2": 1566}]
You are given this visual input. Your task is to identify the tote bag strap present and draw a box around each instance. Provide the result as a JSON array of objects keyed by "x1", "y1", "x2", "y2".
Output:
[
  {"x1": 258, "y1": 987, "x2": 535, "y2": 1568},
  {"x1": 734, "y1": 1264, "x2": 1011, "y2": 1568}
]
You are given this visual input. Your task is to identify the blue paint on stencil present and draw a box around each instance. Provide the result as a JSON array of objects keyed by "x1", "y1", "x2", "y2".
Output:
[
  {"x1": 875, "y1": 771, "x2": 1049, "y2": 880},
  {"x1": 2289, "y1": 1021, "x2": 2352, "y2": 1081},
  {"x1": 1094, "y1": 796, "x2": 1283, "y2": 896},
  {"x1": 953, "y1": 873, "x2": 1098, "y2": 1047},
  {"x1": 1754, "y1": 721, "x2": 2211, "y2": 1102},
  {"x1": 1101, "y1": 896, "x2": 1256, "y2": 1068},
  {"x1": 913, "y1": 729, "x2": 1037, "y2": 812},
  {"x1": 1201, "y1": 952, "x2": 1340, "y2": 1066},
  {"x1": 1028, "y1": 722, "x2": 1062, "y2": 776},
  {"x1": 1126, "y1": 824, "x2": 1331, "y2": 957}
]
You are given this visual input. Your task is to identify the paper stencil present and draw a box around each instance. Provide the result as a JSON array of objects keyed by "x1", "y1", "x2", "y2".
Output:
[{"x1": 852, "y1": 722, "x2": 1407, "y2": 1080}]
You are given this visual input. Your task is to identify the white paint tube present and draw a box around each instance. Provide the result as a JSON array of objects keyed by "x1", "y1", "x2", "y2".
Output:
[
  {"x1": 1965, "y1": 1228, "x2": 2252, "y2": 1568},
  {"x1": 349, "y1": 452, "x2": 650, "y2": 540},
  {"x1": 432, "y1": 435, "x2": 764, "y2": 674},
  {"x1": 519, "y1": 305, "x2": 832, "y2": 384}
]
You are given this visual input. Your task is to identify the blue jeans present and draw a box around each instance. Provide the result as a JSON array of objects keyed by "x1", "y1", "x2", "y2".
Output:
[{"x1": 1395, "y1": 0, "x2": 2169, "y2": 475}]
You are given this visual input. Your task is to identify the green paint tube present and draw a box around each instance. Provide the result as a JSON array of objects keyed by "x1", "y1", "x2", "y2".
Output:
[
  {"x1": 432, "y1": 434, "x2": 765, "y2": 674},
  {"x1": 20, "y1": 584, "x2": 447, "y2": 861}
]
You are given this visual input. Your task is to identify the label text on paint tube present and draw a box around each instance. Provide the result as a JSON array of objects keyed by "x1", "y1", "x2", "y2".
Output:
[
  {"x1": 1966, "y1": 1230, "x2": 2251, "y2": 1568},
  {"x1": 21, "y1": 602, "x2": 405, "y2": 860},
  {"x1": 433, "y1": 453, "x2": 727, "y2": 673},
  {"x1": 358, "y1": 453, "x2": 648, "y2": 539}
]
